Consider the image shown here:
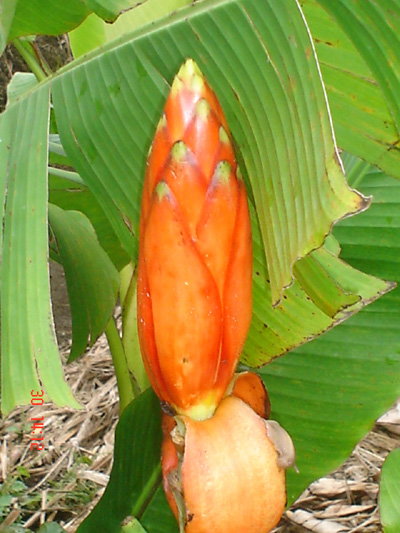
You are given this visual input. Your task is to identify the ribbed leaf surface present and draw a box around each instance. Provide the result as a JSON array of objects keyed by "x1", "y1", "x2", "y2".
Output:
[
  {"x1": 259, "y1": 159, "x2": 400, "y2": 504},
  {"x1": 49, "y1": 171, "x2": 129, "y2": 271},
  {"x1": 243, "y1": 207, "x2": 392, "y2": 366},
  {"x1": 52, "y1": 0, "x2": 366, "y2": 305},
  {"x1": 301, "y1": 0, "x2": 400, "y2": 179},
  {"x1": 0, "y1": 87, "x2": 80, "y2": 414}
]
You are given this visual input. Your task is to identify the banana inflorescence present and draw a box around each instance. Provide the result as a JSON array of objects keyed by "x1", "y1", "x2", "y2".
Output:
[{"x1": 138, "y1": 59, "x2": 295, "y2": 533}]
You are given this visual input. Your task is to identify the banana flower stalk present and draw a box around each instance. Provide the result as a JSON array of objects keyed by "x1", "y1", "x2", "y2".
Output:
[{"x1": 137, "y1": 59, "x2": 252, "y2": 420}]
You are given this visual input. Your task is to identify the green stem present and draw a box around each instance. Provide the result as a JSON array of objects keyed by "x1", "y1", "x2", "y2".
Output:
[
  {"x1": 48, "y1": 166, "x2": 86, "y2": 186},
  {"x1": 120, "y1": 263, "x2": 151, "y2": 394},
  {"x1": 105, "y1": 318, "x2": 138, "y2": 415},
  {"x1": 13, "y1": 39, "x2": 47, "y2": 82},
  {"x1": 49, "y1": 140, "x2": 67, "y2": 157}
]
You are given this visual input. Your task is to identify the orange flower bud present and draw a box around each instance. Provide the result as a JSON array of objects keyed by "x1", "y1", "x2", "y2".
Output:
[
  {"x1": 137, "y1": 59, "x2": 252, "y2": 420},
  {"x1": 162, "y1": 395, "x2": 295, "y2": 533}
]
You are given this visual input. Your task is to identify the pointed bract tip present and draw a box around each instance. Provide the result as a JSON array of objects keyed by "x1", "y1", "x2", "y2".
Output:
[
  {"x1": 213, "y1": 160, "x2": 232, "y2": 184},
  {"x1": 178, "y1": 58, "x2": 203, "y2": 82},
  {"x1": 171, "y1": 140, "x2": 188, "y2": 162},
  {"x1": 194, "y1": 98, "x2": 211, "y2": 120},
  {"x1": 170, "y1": 74, "x2": 184, "y2": 98},
  {"x1": 219, "y1": 126, "x2": 230, "y2": 144},
  {"x1": 172, "y1": 59, "x2": 204, "y2": 96},
  {"x1": 155, "y1": 180, "x2": 172, "y2": 202},
  {"x1": 157, "y1": 113, "x2": 167, "y2": 132}
]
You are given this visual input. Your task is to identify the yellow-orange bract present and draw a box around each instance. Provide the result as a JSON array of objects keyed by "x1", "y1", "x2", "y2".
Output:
[
  {"x1": 137, "y1": 59, "x2": 252, "y2": 420},
  {"x1": 162, "y1": 396, "x2": 290, "y2": 533}
]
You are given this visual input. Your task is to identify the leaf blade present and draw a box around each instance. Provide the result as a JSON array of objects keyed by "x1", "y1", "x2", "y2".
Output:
[
  {"x1": 259, "y1": 158, "x2": 400, "y2": 504},
  {"x1": 0, "y1": 86, "x2": 80, "y2": 414},
  {"x1": 78, "y1": 389, "x2": 163, "y2": 532},
  {"x1": 380, "y1": 448, "x2": 400, "y2": 533},
  {"x1": 301, "y1": 0, "x2": 400, "y2": 179},
  {"x1": 48, "y1": 204, "x2": 119, "y2": 360}
]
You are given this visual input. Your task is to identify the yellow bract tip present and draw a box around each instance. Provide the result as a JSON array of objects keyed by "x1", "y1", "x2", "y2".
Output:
[{"x1": 172, "y1": 58, "x2": 205, "y2": 96}]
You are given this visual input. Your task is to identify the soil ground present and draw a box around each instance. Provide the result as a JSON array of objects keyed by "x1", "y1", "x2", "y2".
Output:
[{"x1": 0, "y1": 37, "x2": 399, "y2": 533}]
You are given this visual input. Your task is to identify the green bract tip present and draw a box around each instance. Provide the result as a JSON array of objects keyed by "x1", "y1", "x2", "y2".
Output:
[
  {"x1": 195, "y1": 99, "x2": 211, "y2": 120},
  {"x1": 214, "y1": 161, "x2": 231, "y2": 184},
  {"x1": 171, "y1": 140, "x2": 188, "y2": 162},
  {"x1": 155, "y1": 181, "x2": 171, "y2": 201},
  {"x1": 219, "y1": 126, "x2": 230, "y2": 144},
  {"x1": 173, "y1": 58, "x2": 204, "y2": 96},
  {"x1": 157, "y1": 113, "x2": 167, "y2": 132}
]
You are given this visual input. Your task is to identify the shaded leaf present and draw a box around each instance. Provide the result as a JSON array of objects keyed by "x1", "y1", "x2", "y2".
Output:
[
  {"x1": 140, "y1": 486, "x2": 178, "y2": 533},
  {"x1": 0, "y1": 86, "x2": 80, "y2": 414},
  {"x1": 69, "y1": 0, "x2": 194, "y2": 58},
  {"x1": 7, "y1": 0, "x2": 90, "y2": 41},
  {"x1": 7, "y1": 0, "x2": 144, "y2": 42},
  {"x1": 48, "y1": 134, "x2": 72, "y2": 167},
  {"x1": 48, "y1": 204, "x2": 119, "y2": 360},
  {"x1": 49, "y1": 175, "x2": 129, "y2": 271},
  {"x1": 258, "y1": 158, "x2": 400, "y2": 505},
  {"x1": 37, "y1": 524, "x2": 65, "y2": 533},
  {"x1": 0, "y1": 0, "x2": 18, "y2": 54},
  {"x1": 6, "y1": 72, "x2": 38, "y2": 107},
  {"x1": 83, "y1": 0, "x2": 145, "y2": 23},
  {"x1": 317, "y1": 0, "x2": 400, "y2": 132},
  {"x1": 78, "y1": 389, "x2": 162, "y2": 532},
  {"x1": 380, "y1": 448, "x2": 400, "y2": 533}
]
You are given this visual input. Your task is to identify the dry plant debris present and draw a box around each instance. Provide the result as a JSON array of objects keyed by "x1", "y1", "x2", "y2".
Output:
[{"x1": 0, "y1": 265, "x2": 399, "y2": 531}]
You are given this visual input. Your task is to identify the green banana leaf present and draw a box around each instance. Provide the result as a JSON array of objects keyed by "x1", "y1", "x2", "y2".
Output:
[
  {"x1": 301, "y1": 0, "x2": 400, "y2": 180},
  {"x1": 49, "y1": 171, "x2": 129, "y2": 270},
  {"x1": 78, "y1": 388, "x2": 163, "y2": 532},
  {"x1": 261, "y1": 157, "x2": 400, "y2": 503},
  {"x1": 53, "y1": 0, "x2": 366, "y2": 307},
  {"x1": 79, "y1": 156, "x2": 400, "y2": 532},
  {"x1": 0, "y1": 85, "x2": 80, "y2": 414},
  {"x1": 380, "y1": 448, "x2": 400, "y2": 533},
  {"x1": 70, "y1": 0, "x2": 400, "y2": 181},
  {"x1": 0, "y1": 0, "x2": 18, "y2": 53},
  {"x1": 4, "y1": 0, "x2": 145, "y2": 52},
  {"x1": 6, "y1": 71, "x2": 38, "y2": 106},
  {"x1": 83, "y1": 0, "x2": 148, "y2": 24},
  {"x1": 243, "y1": 208, "x2": 393, "y2": 366},
  {"x1": 7, "y1": 0, "x2": 90, "y2": 42}
]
